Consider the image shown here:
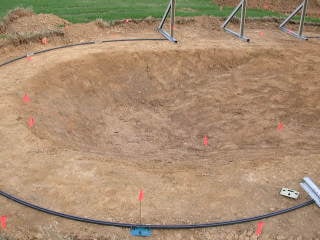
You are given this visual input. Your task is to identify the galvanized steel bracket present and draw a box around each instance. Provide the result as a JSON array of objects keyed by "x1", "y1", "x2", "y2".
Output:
[
  {"x1": 221, "y1": 0, "x2": 250, "y2": 42},
  {"x1": 158, "y1": 0, "x2": 177, "y2": 43},
  {"x1": 279, "y1": 0, "x2": 309, "y2": 40}
]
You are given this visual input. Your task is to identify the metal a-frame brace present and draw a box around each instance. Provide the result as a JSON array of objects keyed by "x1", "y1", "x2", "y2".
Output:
[
  {"x1": 221, "y1": 0, "x2": 249, "y2": 42},
  {"x1": 279, "y1": 0, "x2": 309, "y2": 40},
  {"x1": 158, "y1": 0, "x2": 177, "y2": 43}
]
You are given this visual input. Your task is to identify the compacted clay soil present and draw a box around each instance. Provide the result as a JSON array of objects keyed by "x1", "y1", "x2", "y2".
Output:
[{"x1": 0, "y1": 15, "x2": 320, "y2": 240}]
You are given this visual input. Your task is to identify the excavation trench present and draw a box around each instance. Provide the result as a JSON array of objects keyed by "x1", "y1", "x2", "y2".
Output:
[{"x1": 20, "y1": 48, "x2": 320, "y2": 161}]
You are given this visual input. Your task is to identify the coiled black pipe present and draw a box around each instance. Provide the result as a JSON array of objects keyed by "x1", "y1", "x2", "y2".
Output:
[
  {"x1": 0, "y1": 191, "x2": 315, "y2": 229},
  {"x1": 0, "y1": 38, "x2": 166, "y2": 68}
]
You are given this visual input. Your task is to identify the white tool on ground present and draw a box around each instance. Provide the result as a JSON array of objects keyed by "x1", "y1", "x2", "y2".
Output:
[
  {"x1": 300, "y1": 177, "x2": 320, "y2": 207},
  {"x1": 280, "y1": 188, "x2": 300, "y2": 199}
]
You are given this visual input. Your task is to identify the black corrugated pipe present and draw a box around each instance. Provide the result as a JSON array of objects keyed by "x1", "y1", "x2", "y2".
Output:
[
  {"x1": 0, "y1": 191, "x2": 315, "y2": 229},
  {"x1": 0, "y1": 38, "x2": 166, "y2": 68}
]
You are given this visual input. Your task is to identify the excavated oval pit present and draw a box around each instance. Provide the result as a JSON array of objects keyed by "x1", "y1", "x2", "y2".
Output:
[{"x1": 19, "y1": 48, "x2": 320, "y2": 162}]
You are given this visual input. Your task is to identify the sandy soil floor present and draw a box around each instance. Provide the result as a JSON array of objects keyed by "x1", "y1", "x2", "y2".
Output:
[{"x1": 0, "y1": 17, "x2": 320, "y2": 240}]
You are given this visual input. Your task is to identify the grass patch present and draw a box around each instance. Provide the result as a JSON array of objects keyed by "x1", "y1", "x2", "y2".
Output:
[
  {"x1": 56, "y1": 24, "x2": 66, "y2": 28},
  {"x1": 0, "y1": 34, "x2": 8, "y2": 39},
  {"x1": 0, "y1": 0, "x2": 318, "y2": 24}
]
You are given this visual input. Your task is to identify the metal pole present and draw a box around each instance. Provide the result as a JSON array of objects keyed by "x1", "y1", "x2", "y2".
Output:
[
  {"x1": 303, "y1": 177, "x2": 320, "y2": 198},
  {"x1": 140, "y1": 201, "x2": 142, "y2": 224},
  {"x1": 170, "y1": 0, "x2": 175, "y2": 37},
  {"x1": 301, "y1": 183, "x2": 320, "y2": 207},
  {"x1": 221, "y1": 1, "x2": 242, "y2": 28},
  {"x1": 158, "y1": 0, "x2": 177, "y2": 42},
  {"x1": 298, "y1": 0, "x2": 308, "y2": 36},
  {"x1": 279, "y1": 3, "x2": 303, "y2": 28},
  {"x1": 279, "y1": 0, "x2": 309, "y2": 40},
  {"x1": 240, "y1": 0, "x2": 247, "y2": 37},
  {"x1": 159, "y1": 1, "x2": 171, "y2": 29},
  {"x1": 221, "y1": 0, "x2": 249, "y2": 42}
]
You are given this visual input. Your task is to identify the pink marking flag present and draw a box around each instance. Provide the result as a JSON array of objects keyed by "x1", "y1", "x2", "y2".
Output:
[
  {"x1": 203, "y1": 135, "x2": 208, "y2": 146},
  {"x1": 0, "y1": 216, "x2": 7, "y2": 229},
  {"x1": 277, "y1": 122, "x2": 284, "y2": 131},
  {"x1": 259, "y1": 31, "x2": 265, "y2": 37},
  {"x1": 138, "y1": 190, "x2": 144, "y2": 202},
  {"x1": 255, "y1": 221, "x2": 265, "y2": 236},
  {"x1": 41, "y1": 37, "x2": 48, "y2": 45},
  {"x1": 23, "y1": 94, "x2": 31, "y2": 103},
  {"x1": 28, "y1": 117, "x2": 35, "y2": 128}
]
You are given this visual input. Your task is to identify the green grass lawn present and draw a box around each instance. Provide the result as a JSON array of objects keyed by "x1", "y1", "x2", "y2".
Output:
[{"x1": 0, "y1": 0, "x2": 319, "y2": 23}]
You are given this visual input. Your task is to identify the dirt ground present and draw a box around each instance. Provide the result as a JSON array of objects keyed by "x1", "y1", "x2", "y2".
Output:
[
  {"x1": 0, "y1": 14, "x2": 320, "y2": 240},
  {"x1": 214, "y1": 0, "x2": 320, "y2": 18}
]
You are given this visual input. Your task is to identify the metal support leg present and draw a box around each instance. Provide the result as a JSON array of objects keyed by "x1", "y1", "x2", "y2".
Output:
[
  {"x1": 298, "y1": 0, "x2": 308, "y2": 36},
  {"x1": 158, "y1": 0, "x2": 177, "y2": 43},
  {"x1": 221, "y1": 1, "x2": 242, "y2": 29},
  {"x1": 159, "y1": 1, "x2": 171, "y2": 29},
  {"x1": 279, "y1": 0, "x2": 308, "y2": 40},
  {"x1": 240, "y1": 0, "x2": 246, "y2": 36},
  {"x1": 221, "y1": 0, "x2": 249, "y2": 42},
  {"x1": 170, "y1": 0, "x2": 175, "y2": 38}
]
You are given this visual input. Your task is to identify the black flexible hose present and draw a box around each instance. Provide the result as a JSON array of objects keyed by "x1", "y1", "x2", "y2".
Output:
[
  {"x1": 0, "y1": 38, "x2": 166, "y2": 68},
  {"x1": 0, "y1": 191, "x2": 315, "y2": 229}
]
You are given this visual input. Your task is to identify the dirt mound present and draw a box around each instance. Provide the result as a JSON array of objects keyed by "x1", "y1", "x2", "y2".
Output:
[
  {"x1": 5, "y1": 13, "x2": 68, "y2": 34},
  {"x1": 0, "y1": 12, "x2": 69, "y2": 46},
  {"x1": 215, "y1": 0, "x2": 320, "y2": 18},
  {"x1": 0, "y1": 7, "x2": 34, "y2": 33}
]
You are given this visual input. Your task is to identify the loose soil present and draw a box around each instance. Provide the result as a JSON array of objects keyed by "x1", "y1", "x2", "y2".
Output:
[
  {"x1": 5, "y1": 13, "x2": 69, "y2": 34},
  {"x1": 0, "y1": 14, "x2": 320, "y2": 240}
]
